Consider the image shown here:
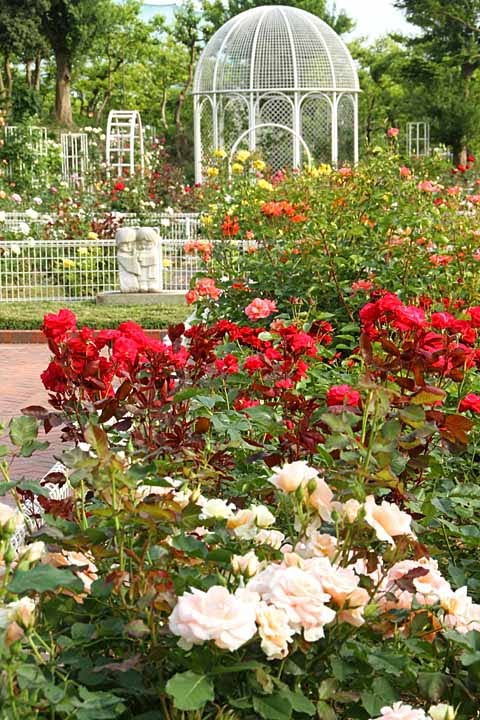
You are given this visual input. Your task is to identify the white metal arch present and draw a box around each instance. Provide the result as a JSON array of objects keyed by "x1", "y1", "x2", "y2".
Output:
[{"x1": 106, "y1": 110, "x2": 144, "y2": 178}]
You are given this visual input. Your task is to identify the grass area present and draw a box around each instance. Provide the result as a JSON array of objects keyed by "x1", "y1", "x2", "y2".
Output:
[{"x1": 0, "y1": 301, "x2": 188, "y2": 330}]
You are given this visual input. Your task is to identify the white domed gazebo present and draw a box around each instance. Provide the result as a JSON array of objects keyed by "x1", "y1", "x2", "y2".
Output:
[{"x1": 193, "y1": 4, "x2": 360, "y2": 182}]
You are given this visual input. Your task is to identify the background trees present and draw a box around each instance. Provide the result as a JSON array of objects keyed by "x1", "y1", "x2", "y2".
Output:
[{"x1": 0, "y1": 0, "x2": 479, "y2": 165}]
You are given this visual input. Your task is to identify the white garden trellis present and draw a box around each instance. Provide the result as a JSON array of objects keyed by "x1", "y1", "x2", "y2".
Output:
[
  {"x1": 61, "y1": 132, "x2": 89, "y2": 186},
  {"x1": 407, "y1": 122, "x2": 430, "y2": 157},
  {"x1": 193, "y1": 4, "x2": 360, "y2": 182},
  {"x1": 106, "y1": 110, "x2": 144, "y2": 177}
]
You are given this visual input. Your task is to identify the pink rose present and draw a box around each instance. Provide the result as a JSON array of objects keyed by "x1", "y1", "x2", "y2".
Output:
[
  {"x1": 387, "y1": 127, "x2": 400, "y2": 137},
  {"x1": 169, "y1": 585, "x2": 258, "y2": 651},
  {"x1": 244, "y1": 297, "x2": 277, "y2": 321},
  {"x1": 399, "y1": 166, "x2": 412, "y2": 177}
]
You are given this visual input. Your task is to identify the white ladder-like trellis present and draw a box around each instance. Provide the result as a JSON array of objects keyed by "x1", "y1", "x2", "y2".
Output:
[
  {"x1": 106, "y1": 110, "x2": 144, "y2": 178},
  {"x1": 61, "y1": 132, "x2": 89, "y2": 186}
]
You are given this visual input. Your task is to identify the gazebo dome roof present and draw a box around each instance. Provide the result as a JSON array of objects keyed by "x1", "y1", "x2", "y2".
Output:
[{"x1": 193, "y1": 4, "x2": 359, "y2": 95}]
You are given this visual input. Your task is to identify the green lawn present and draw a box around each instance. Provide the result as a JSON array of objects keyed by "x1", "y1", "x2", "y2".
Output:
[{"x1": 0, "y1": 301, "x2": 189, "y2": 330}]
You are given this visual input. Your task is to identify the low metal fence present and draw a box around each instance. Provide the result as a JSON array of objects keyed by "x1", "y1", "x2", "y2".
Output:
[{"x1": 0, "y1": 212, "x2": 204, "y2": 302}]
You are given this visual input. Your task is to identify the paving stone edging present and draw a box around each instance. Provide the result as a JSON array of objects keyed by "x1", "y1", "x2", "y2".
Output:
[{"x1": 0, "y1": 329, "x2": 167, "y2": 344}]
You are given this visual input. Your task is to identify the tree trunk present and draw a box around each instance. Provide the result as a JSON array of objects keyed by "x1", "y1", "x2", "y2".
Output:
[
  {"x1": 160, "y1": 87, "x2": 168, "y2": 128},
  {"x1": 0, "y1": 66, "x2": 5, "y2": 108},
  {"x1": 33, "y1": 53, "x2": 42, "y2": 91},
  {"x1": 54, "y1": 50, "x2": 73, "y2": 126},
  {"x1": 26, "y1": 61, "x2": 32, "y2": 87},
  {"x1": 4, "y1": 56, "x2": 12, "y2": 98}
]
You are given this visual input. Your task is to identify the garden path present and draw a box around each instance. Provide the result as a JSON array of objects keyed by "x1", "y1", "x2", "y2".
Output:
[{"x1": 0, "y1": 344, "x2": 65, "y2": 482}]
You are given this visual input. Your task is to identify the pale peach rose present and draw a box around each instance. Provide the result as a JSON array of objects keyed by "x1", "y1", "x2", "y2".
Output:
[
  {"x1": 268, "y1": 460, "x2": 318, "y2": 493},
  {"x1": 440, "y1": 586, "x2": 480, "y2": 634},
  {"x1": 378, "y1": 558, "x2": 451, "y2": 612},
  {"x1": 249, "y1": 565, "x2": 335, "y2": 641},
  {"x1": 306, "y1": 477, "x2": 334, "y2": 521},
  {"x1": 373, "y1": 702, "x2": 429, "y2": 720},
  {"x1": 18, "y1": 541, "x2": 46, "y2": 564},
  {"x1": 227, "y1": 509, "x2": 257, "y2": 539},
  {"x1": 255, "y1": 529, "x2": 285, "y2": 549},
  {"x1": 295, "y1": 528, "x2": 337, "y2": 559},
  {"x1": 280, "y1": 552, "x2": 303, "y2": 568},
  {"x1": 337, "y1": 587, "x2": 370, "y2": 627},
  {"x1": 256, "y1": 602, "x2": 295, "y2": 659},
  {"x1": 169, "y1": 585, "x2": 258, "y2": 651},
  {"x1": 306, "y1": 559, "x2": 360, "y2": 605},
  {"x1": 364, "y1": 495, "x2": 414, "y2": 545},
  {"x1": 0, "y1": 597, "x2": 36, "y2": 630}
]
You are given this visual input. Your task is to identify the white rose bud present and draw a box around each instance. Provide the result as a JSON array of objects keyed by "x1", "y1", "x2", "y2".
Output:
[
  {"x1": 342, "y1": 498, "x2": 361, "y2": 523},
  {"x1": 231, "y1": 550, "x2": 261, "y2": 577}
]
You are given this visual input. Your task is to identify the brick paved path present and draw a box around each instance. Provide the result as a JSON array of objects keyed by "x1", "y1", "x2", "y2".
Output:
[{"x1": 0, "y1": 344, "x2": 65, "y2": 481}]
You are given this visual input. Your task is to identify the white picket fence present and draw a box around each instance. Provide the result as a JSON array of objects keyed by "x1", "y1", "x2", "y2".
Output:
[{"x1": 0, "y1": 213, "x2": 203, "y2": 302}]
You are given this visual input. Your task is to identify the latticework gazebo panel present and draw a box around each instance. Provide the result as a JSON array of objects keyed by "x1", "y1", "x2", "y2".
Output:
[{"x1": 301, "y1": 95, "x2": 332, "y2": 165}]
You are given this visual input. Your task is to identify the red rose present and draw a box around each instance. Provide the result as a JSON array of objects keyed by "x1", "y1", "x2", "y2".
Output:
[
  {"x1": 41, "y1": 308, "x2": 77, "y2": 342},
  {"x1": 114, "y1": 180, "x2": 126, "y2": 191},
  {"x1": 468, "y1": 306, "x2": 480, "y2": 327},
  {"x1": 326, "y1": 384, "x2": 361, "y2": 408},
  {"x1": 459, "y1": 393, "x2": 480, "y2": 413}
]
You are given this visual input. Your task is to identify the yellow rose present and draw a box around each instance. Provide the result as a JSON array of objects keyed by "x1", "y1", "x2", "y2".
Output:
[
  {"x1": 318, "y1": 163, "x2": 332, "y2": 175},
  {"x1": 257, "y1": 179, "x2": 273, "y2": 191},
  {"x1": 232, "y1": 162, "x2": 244, "y2": 174},
  {"x1": 206, "y1": 166, "x2": 219, "y2": 177},
  {"x1": 87, "y1": 231, "x2": 98, "y2": 240},
  {"x1": 163, "y1": 259, "x2": 172, "y2": 268},
  {"x1": 253, "y1": 159, "x2": 266, "y2": 171},
  {"x1": 63, "y1": 259, "x2": 75, "y2": 269},
  {"x1": 201, "y1": 214, "x2": 213, "y2": 226},
  {"x1": 213, "y1": 148, "x2": 227, "y2": 159},
  {"x1": 235, "y1": 150, "x2": 250, "y2": 163}
]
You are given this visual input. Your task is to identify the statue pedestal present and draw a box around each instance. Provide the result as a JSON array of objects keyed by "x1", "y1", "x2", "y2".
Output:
[{"x1": 96, "y1": 291, "x2": 186, "y2": 306}]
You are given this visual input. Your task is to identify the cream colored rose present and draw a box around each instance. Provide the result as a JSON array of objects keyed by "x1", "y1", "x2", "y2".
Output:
[
  {"x1": 364, "y1": 495, "x2": 414, "y2": 545},
  {"x1": 306, "y1": 478, "x2": 334, "y2": 521},
  {"x1": 231, "y1": 550, "x2": 262, "y2": 577},
  {"x1": 255, "y1": 529, "x2": 285, "y2": 549},
  {"x1": 268, "y1": 461, "x2": 318, "y2": 493},
  {"x1": 0, "y1": 502, "x2": 23, "y2": 533},
  {"x1": 169, "y1": 585, "x2": 258, "y2": 651},
  {"x1": 256, "y1": 602, "x2": 294, "y2": 659},
  {"x1": 199, "y1": 498, "x2": 235, "y2": 520},
  {"x1": 428, "y1": 704, "x2": 456, "y2": 720},
  {"x1": 18, "y1": 541, "x2": 46, "y2": 565},
  {"x1": 251, "y1": 504, "x2": 275, "y2": 527},
  {"x1": 341, "y1": 498, "x2": 361, "y2": 523}
]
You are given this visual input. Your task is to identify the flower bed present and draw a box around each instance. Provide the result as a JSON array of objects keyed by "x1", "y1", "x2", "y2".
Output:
[{"x1": 2, "y1": 152, "x2": 480, "y2": 718}]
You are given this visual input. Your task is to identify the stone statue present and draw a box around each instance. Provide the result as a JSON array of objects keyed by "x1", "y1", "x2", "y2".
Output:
[
  {"x1": 136, "y1": 227, "x2": 162, "y2": 292},
  {"x1": 116, "y1": 226, "x2": 161, "y2": 293}
]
